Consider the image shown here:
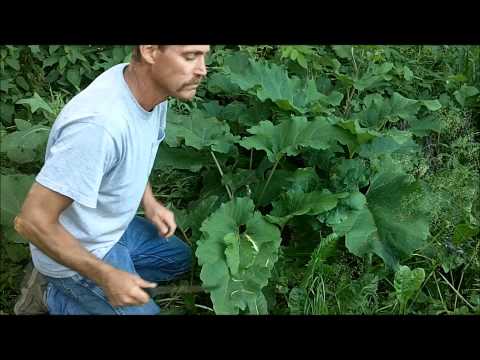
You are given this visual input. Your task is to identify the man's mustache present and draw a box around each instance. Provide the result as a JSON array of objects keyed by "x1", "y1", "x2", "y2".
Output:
[{"x1": 182, "y1": 79, "x2": 203, "y2": 88}]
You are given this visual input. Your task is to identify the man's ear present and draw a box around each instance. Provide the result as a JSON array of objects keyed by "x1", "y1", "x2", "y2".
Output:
[{"x1": 139, "y1": 45, "x2": 157, "y2": 65}]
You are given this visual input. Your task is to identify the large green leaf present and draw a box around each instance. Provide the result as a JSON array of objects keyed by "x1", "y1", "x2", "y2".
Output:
[
  {"x1": 206, "y1": 72, "x2": 242, "y2": 95},
  {"x1": 409, "y1": 116, "x2": 445, "y2": 137},
  {"x1": 337, "y1": 119, "x2": 380, "y2": 155},
  {"x1": 389, "y1": 92, "x2": 421, "y2": 122},
  {"x1": 331, "y1": 169, "x2": 430, "y2": 270},
  {"x1": 0, "y1": 125, "x2": 50, "y2": 164},
  {"x1": 358, "y1": 129, "x2": 419, "y2": 159},
  {"x1": 196, "y1": 197, "x2": 281, "y2": 314},
  {"x1": 454, "y1": 84, "x2": 479, "y2": 107},
  {"x1": 174, "y1": 195, "x2": 221, "y2": 242},
  {"x1": 420, "y1": 99, "x2": 442, "y2": 111},
  {"x1": 251, "y1": 169, "x2": 295, "y2": 207},
  {"x1": 354, "y1": 65, "x2": 393, "y2": 92},
  {"x1": 222, "y1": 169, "x2": 258, "y2": 196},
  {"x1": 285, "y1": 167, "x2": 321, "y2": 193},
  {"x1": 0, "y1": 174, "x2": 35, "y2": 227},
  {"x1": 15, "y1": 92, "x2": 54, "y2": 114},
  {"x1": 226, "y1": 56, "x2": 324, "y2": 113},
  {"x1": 330, "y1": 158, "x2": 371, "y2": 192},
  {"x1": 153, "y1": 143, "x2": 210, "y2": 172},
  {"x1": 267, "y1": 190, "x2": 340, "y2": 227},
  {"x1": 165, "y1": 110, "x2": 239, "y2": 154},
  {"x1": 239, "y1": 116, "x2": 355, "y2": 163}
]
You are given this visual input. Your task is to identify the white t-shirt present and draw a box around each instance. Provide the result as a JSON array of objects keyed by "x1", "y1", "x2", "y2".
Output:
[{"x1": 31, "y1": 63, "x2": 168, "y2": 278}]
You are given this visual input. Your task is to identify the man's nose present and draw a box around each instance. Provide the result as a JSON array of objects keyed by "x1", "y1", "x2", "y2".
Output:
[{"x1": 195, "y1": 57, "x2": 207, "y2": 77}]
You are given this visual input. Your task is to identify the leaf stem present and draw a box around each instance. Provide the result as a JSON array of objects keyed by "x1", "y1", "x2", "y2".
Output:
[
  {"x1": 210, "y1": 151, "x2": 233, "y2": 200},
  {"x1": 258, "y1": 155, "x2": 282, "y2": 204}
]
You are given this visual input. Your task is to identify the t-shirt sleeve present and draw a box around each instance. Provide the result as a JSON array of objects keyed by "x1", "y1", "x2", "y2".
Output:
[{"x1": 36, "y1": 121, "x2": 118, "y2": 208}]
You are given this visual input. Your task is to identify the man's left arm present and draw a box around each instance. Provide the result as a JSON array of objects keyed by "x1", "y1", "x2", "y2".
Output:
[{"x1": 141, "y1": 181, "x2": 177, "y2": 238}]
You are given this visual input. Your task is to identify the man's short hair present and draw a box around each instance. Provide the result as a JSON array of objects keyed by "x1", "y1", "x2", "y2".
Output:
[{"x1": 131, "y1": 45, "x2": 167, "y2": 62}]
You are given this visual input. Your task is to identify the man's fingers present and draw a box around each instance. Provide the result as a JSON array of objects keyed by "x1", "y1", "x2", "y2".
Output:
[
  {"x1": 153, "y1": 217, "x2": 169, "y2": 236},
  {"x1": 136, "y1": 277, "x2": 157, "y2": 289},
  {"x1": 131, "y1": 287, "x2": 151, "y2": 304},
  {"x1": 165, "y1": 218, "x2": 177, "y2": 238}
]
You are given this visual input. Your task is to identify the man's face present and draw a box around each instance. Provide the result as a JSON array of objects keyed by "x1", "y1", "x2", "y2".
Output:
[{"x1": 150, "y1": 45, "x2": 210, "y2": 101}]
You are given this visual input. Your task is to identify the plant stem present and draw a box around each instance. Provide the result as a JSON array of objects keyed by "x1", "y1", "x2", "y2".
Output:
[
  {"x1": 177, "y1": 225, "x2": 195, "y2": 285},
  {"x1": 249, "y1": 149, "x2": 253, "y2": 170},
  {"x1": 258, "y1": 155, "x2": 282, "y2": 204},
  {"x1": 437, "y1": 271, "x2": 475, "y2": 310},
  {"x1": 210, "y1": 151, "x2": 233, "y2": 200}
]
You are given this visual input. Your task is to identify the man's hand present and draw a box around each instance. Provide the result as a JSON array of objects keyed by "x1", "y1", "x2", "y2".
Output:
[
  {"x1": 100, "y1": 268, "x2": 157, "y2": 307},
  {"x1": 144, "y1": 200, "x2": 177, "y2": 238}
]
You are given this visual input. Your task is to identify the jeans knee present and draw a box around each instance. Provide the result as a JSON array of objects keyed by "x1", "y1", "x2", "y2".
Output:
[{"x1": 178, "y1": 243, "x2": 193, "y2": 272}]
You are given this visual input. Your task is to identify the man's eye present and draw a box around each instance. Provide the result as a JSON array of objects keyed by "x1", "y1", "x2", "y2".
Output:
[{"x1": 184, "y1": 54, "x2": 196, "y2": 61}]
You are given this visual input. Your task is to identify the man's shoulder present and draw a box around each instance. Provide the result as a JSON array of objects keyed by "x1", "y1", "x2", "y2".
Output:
[{"x1": 59, "y1": 80, "x2": 130, "y2": 138}]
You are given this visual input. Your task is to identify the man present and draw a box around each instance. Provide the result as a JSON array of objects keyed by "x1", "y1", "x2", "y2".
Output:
[{"x1": 13, "y1": 45, "x2": 210, "y2": 315}]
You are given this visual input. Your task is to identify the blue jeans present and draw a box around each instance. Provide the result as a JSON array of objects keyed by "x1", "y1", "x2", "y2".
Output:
[{"x1": 45, "y1": 216, "x2": 192, "y2": 315}]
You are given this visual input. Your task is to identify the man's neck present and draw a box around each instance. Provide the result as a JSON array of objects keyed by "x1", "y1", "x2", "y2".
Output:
[{"x1": 123, "y1": 64, "x2": 167, "y2": 112}]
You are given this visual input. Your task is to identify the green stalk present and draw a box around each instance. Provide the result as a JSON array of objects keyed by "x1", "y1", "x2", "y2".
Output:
[
  {"x1": 437, "y1": 271, "x2": 475, "y2": 311},
  {"x1": 176, "y1": 225, "x2": 195, "y2": 285},
  {"x1": 258, "y1": 155, "x2": 282, "y2": 205},
  {"x1": 210, "y1": 151, "x2": 233, "y2": 200}
]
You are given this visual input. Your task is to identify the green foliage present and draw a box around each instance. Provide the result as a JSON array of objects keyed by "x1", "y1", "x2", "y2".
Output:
[
  {"x1": 394, "y1": 265, "x2": 426, "y2": 314},
  {"x1": 1, "y1": 44, "x2": 479, "y2": 315},
  {"x1": 195, "y1": 197, "x2": 281, "y2": 314}
]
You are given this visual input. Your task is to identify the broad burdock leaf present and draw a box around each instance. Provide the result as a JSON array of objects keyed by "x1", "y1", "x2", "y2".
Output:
[
  {"x1": 389, "y1": 92, "x2": 421, "y2": 122},
  {"x1": 330, "y1": 158, "x2": 371, "y2": 192},
  {"x1": 222, "y1": 169, "x2": 258, "y2": 196},
  {"x1": 225, "y1": 55, "x2": 325, "y2": 113},
  {"x1": 0, "y1": 125, "x2": 50, "y2": 164},
  {"x1": 358, "y1": 94, "x2": 441, "y2": 130},
  {"x1": 420, "y1": 99, "x2": 442, "y2": 111},
  {"x1": 452, "y1": 224, "x2": 480, "y2": 245},
  {"x1": 153, "y1": 143, "x2": 210, "y2": 172},
  {"x1": 454, "y1": 85, "x2": 479, "y2": 107},
  {"x1": 165, "y1": 109, "x2": 239, "y2": 154},
  {"x1": 0, "y1": 174, "x2": 35, "y2": 227},
  {"x1": 331, "y1": 169, "x2": 430, "y2": 270},
  {"x1": 206, "y1": 72, "x2": 241, "y2": 94},
  {"x1": 286, "y1": 167, "x2": 321, "y2": 193},
  {"x1": 409, "y1": 116, "x2": 445, "y2": 137},
  {"x1": 251, "y1": 169, "x2": 295, "y2": 207},
  {"x1": 176, "y1": 196, "x2": 221, "y2": 242},
  {"x1": 266, "y1": 190, "x2": 340, "y2": 227},
  {"x1": 196, "y1": 197, "x2": 281, "y2": 314},
  {"x1": 332, "y1": 45, "x2": 352, "y2": 59},
  {"x1": 337, "y1": 119, "x2": 380, "y2": 155},
  {"x1": 354, "y1": 62, "x2": 394, "y2": 92},
  {"x1": 239, "y1": 116, "x2": 355, "y2": 163},
  {"x1": 358, "y1": 129, "x2": 419, "y2": 159}
]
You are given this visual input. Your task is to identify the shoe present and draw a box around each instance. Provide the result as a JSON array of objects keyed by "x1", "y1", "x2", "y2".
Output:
[{"x1": 14, "y1": 262, "x2": 48, "y2": 315}]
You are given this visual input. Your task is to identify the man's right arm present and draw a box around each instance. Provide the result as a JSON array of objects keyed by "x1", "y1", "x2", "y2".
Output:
[{"x1": 14, "y1": 182, "x2": 156, "y2": 307}]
